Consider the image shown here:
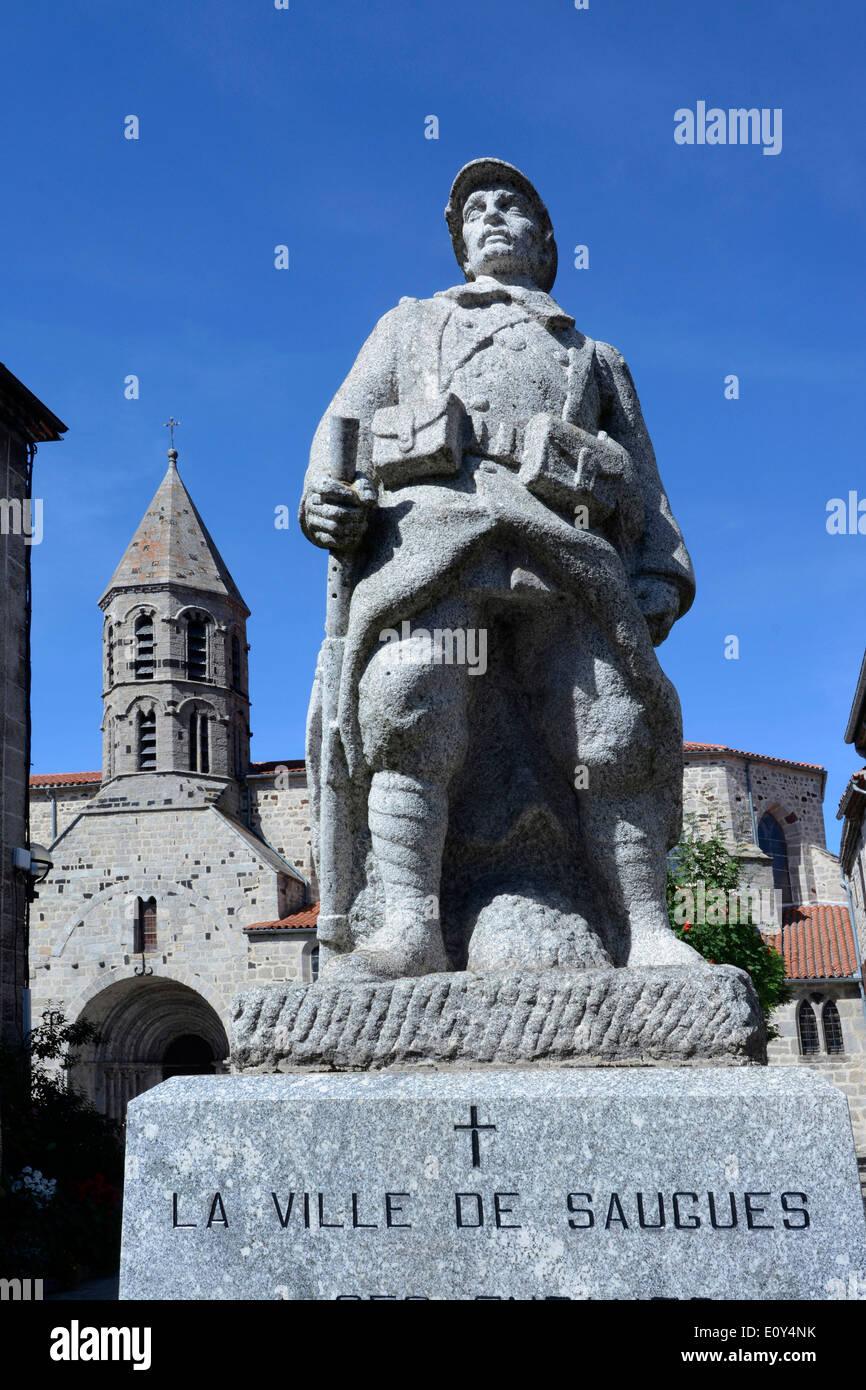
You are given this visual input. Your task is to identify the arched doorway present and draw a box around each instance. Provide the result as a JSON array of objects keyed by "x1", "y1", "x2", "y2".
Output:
[
  {"x1": 162, "y1": 1033, "x2": 216, "y2": 1079},
  {"x1": 70, "y1": 977, "x2": 229, "y2": 1120}
]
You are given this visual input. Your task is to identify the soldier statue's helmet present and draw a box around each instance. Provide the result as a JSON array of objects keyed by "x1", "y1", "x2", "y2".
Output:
[{"x1": 445, "y1": 157, "x2": 558, "y2": 294}]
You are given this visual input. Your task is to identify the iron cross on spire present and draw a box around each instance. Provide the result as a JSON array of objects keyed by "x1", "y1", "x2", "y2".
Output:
[{"x1": 164, "y1": 417, "x2": 180, "y2": 448}]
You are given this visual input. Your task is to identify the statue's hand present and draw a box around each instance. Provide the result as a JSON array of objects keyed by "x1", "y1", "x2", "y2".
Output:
[
  {"x1": 303, "y1": 476, "x2": 376, "y2": 552},
  {"x1": 632, "y1": 576, "x2": 681, "y2": 646}
]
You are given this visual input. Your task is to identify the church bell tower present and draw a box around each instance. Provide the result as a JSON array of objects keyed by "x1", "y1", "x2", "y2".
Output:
[{"x1": 98, "y1": 434, "x2": 251, "y2": 790}]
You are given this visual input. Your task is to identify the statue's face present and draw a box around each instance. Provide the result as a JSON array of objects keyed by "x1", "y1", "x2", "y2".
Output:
[{"x1": 461, "y1": 184, "x2": 544, "y2": 284}]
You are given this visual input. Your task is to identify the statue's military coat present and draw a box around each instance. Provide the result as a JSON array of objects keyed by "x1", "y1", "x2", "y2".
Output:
[{"x1": 301, "y1": 278, "x2": 695, "y2": 956}]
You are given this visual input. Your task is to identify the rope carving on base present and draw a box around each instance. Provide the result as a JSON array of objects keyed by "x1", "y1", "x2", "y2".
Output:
[{"x1": 231, "y1": 966, "x2": 765, "y2": 1071}]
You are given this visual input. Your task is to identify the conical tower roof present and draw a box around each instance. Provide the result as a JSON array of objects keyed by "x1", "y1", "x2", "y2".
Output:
[{"x1": 100, "y1": 450, "x2": 249, "y2": 612}]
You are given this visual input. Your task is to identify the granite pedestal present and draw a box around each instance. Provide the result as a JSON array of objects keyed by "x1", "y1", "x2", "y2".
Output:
[{"x1": 119, "y1": 1068, "x2": 866, "y2": 1300}]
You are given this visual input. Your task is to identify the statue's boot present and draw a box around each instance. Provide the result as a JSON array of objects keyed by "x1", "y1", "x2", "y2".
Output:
[
  {"x1": 329, "y1": 771, "x2": 449, "y2": 981},
  {"x1": 584, "y1": 799, "x2": 707, "y2": 968},
  {"x1": 618, "y1": 832, "x2": 707, "y2": 969}
]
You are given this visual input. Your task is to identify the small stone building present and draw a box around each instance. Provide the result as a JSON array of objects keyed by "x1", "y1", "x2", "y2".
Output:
[{"x1": 0, "y1": 364, "x2": 65, "y2": 1047}]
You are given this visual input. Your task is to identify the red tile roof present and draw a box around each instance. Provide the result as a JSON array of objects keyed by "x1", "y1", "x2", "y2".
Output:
[
  {"x1": 244, "y1": 903, "x2": 320, "y2": 932},
  {"x1": 762, "y1": 904, "x2": 860, "y2": 980},
  {"x1": 684, "y1": 743, "x2": 824, "y2": 772},
  {"x1": 35, "y1": 748, "x2": 824, "y2": 789},
  {"x1": 247, "y1": 759, "x2": 305, "y2": 776},
  {"x1": 28, "y1": 760, "x2": 306, "y2": 788},
  {"x1": 29, "y1": 771, "x2": 102, "y2": 788},
  {"x1": 837, "y1": 768, "x2": 866, "y2": 817}
]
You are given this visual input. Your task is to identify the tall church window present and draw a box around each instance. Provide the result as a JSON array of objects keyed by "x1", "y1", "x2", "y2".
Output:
[
  {"x1": 797, "y1": 999, "x2": 820, "y2": 1055},
  {"x1": 231, "y1": 634, "x2": 242, "y2": 690},
  {"x1": 758, "y1": 813, "x2": 793, "y2": 904},
  {"x1": 187, "y1": 616, "x2": 209, "y2": 682},
  {"x1": 310, "y1": 946, "x2": 320, "y2": 983},
  {"x1": 189, "y1": 710, "x2": 209, "y2": 773},
  {"x1": 822, "y1": 1000, "x2": 844, "y2": 1054},
  {"x1": 137, "y1": 709, "x2": 156, "y2": 770},
  {"x1": 134, "y1": 896, "x2": 157, "y2": 953},
  {"x1": 106, "y1": 626, "x2": 114, "y2": 687},
  {"x1": 134, "y1": 613, "x2": 155, "y2": 679}
]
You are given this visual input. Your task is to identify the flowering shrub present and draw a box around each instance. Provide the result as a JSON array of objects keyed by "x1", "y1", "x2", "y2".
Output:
[
  {"x1": 10, "y1": 1167, "x2": 57, "y2": 1209},
  {"x1": 0, "y1": 1011, "x2": 123, "y2": 1283}
]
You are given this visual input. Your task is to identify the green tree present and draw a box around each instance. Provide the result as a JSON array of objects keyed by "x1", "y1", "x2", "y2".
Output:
[{"x1": 667, "y1": 817, "x2": 791, "y2": 1038}]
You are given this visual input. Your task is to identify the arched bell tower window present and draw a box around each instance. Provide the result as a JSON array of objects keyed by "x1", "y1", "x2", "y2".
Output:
[
  {"x1": 822, "y1": 1000, "x2": 844, "y2": 1054},
  {"x1": 797, "y1": 999, "x2": 820, "y2": 1055},
  {"x1": 189, "y1": 709, "x2": 210, "y2": 773},
  {"x1": 758, "y1": 813, "x2": 793, "y2": 904},
  {"x1": 231, "y1": 634, "x2": 242, "y2": 691},
  {"x1": 106, "y1": 625, "x2": 114, "y2": 688},
  {"x1": 187, "y1": 615, "x2": 209, "y2": 682},
  {"x1": 133, "y1": 896, "x2": 157, "y2": 953},
  {"x1": 137, "y1": 709, "x2": 156, "y2": 771},
  {"x1": 134, "y1": 613, "x2": 155, "y2": 680}
]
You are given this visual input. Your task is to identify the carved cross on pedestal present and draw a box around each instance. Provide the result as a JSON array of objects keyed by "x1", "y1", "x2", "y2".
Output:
[{"x1": 454, "y1": 1105, "x2": 496, "y2": 1168}]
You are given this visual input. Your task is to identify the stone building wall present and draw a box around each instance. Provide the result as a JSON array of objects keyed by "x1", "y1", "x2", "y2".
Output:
[
  {"x1": 30, "y1": 783, "x2": 100, "y2": 847},
  {"x1": 845, "y1": 814, "x2": 866, "y2": 955},
  {"x1": 769, "y1": 985, "x2": 866, "y2": 1154},
  {"x1": 0, "y1": 420, "x2": 32, "y2": 1045},
  {"x1": 246, "y1": 931, "x2": 316, "y2": 985}
]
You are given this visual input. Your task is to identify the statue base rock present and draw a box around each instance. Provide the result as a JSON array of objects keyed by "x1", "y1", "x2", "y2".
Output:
[{"x1": 230, "y1": 965, "x2": 765, "y2": 1072}]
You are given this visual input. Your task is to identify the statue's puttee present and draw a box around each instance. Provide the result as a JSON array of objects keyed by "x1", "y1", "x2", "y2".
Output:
[{"x1": 300, "y1": 158, "x2": 703, "y2": 984}]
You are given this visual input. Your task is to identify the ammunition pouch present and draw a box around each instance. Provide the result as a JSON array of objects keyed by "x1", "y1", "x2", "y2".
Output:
[
  {"x1": 371, "y1": 393, "x2": 466, "y2": 489},
  {"x1": 519, "y1": 414, "x2": 625, "y2": 525}
]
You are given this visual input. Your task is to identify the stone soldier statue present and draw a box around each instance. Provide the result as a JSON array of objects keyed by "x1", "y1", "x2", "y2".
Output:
[{"x1": 300, "y1": 158, "x2": 704, "y2": 983}]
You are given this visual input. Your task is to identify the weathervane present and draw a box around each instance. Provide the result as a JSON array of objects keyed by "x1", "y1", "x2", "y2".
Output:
[{"x1": 164, "y1": 416, "x2": 180, "y2": 449}]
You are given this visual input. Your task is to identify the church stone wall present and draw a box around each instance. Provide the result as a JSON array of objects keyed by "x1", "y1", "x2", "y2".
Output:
[
  {"x1": 248, "y1": 768, "x2": 318, "y2": 899},
  {"x1": 683, "y1": 754, "x2": 837, "y2": 904},
  {"x1": 29, "y1": 795, "x2": 305, "y2": 1037}
]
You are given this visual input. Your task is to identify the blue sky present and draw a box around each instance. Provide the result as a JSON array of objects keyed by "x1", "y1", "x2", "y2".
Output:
[{"x1": 5, "y1": 0, "x2": 865, "y2": 850}]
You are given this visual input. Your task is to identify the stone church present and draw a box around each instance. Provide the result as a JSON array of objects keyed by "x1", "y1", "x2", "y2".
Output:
[
  {"x1": 29, "y1": 448, "x2": 319, "y2": 1117},
  {"x1": 28, "y1": 448, "x2": 866, "y2": 1152}
]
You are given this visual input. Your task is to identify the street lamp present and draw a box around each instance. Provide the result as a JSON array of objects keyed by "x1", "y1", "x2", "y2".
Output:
[{"x1": 11, "y1": 843, "x2": 53, "y2": 901}]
